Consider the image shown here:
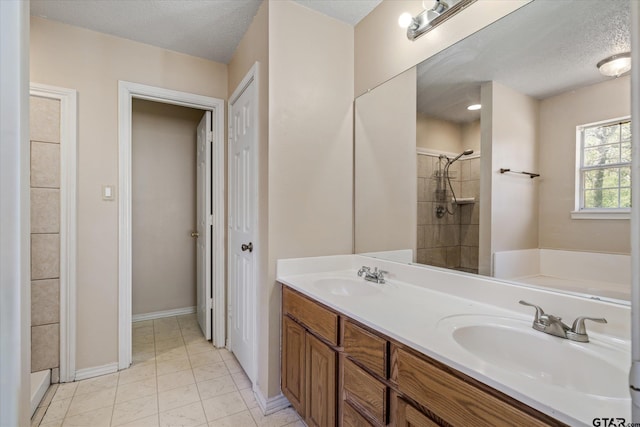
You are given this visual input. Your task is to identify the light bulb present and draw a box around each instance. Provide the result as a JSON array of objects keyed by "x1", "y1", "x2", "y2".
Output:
[
  {"x1": 467, "y1": 104, "x2": 481, "y2": 111},
  {"x1": 398, "y1": 12, "x2": 413, "y2": 29}
]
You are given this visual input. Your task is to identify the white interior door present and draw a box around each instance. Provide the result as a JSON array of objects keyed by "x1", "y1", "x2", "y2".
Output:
[
  {"x1": 196, "y1": 111, "x2": 212, "y2": 340},
  {"x1": 228, "y1": 77, "x2": 257, "y2": 382}
]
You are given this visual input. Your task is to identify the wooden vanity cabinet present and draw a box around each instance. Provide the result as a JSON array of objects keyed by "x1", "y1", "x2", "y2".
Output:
[
  {"x1": 280, "y1": 284, "x2": 566, "y2": 427},
  {"x1": 392, "y1": 345, "x2": 563, "y2": 427},
  {"x1": 282, "y1": 287, "x2": 338, "y2": 427},
  {"x1": 341, "y1": 320, "x2": 389, "y2": 426},
  {"x1": 281, "y1": 316, "x2": 306, "y2": 416}
]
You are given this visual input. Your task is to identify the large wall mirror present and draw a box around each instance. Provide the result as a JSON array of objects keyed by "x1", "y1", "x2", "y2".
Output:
[{"x1": 355, "y1": 0, "x2": 631, "y2": 304}]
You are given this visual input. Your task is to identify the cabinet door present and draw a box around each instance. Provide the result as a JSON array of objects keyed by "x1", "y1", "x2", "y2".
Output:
[
  {"x1": 305, "y1": 333, "x2": 337, "y2": 427},
  {"x1": 396, "y1": 398, "x2": 439, "y2": 427},
  {"x1": 282, "y1": 316, "x2": 306, "y2": 416}
]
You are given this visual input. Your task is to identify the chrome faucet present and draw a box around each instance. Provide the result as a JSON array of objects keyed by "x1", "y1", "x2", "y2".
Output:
[
  {"x1": 519, "y1": 300, "x2": 607, "y2": 343},
  {"x1": 357, "y1": 266, "x2": 387, "y2": 284}
]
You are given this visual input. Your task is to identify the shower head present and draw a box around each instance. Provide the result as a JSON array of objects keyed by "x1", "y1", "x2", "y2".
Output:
[{"x1": 447, "y1": 149, "x2": 474, "y2": 165}]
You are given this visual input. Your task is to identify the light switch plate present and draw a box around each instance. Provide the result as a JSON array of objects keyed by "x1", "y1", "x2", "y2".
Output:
[{"x1": 102, "y1": 185, "x2": 115, "y2": 201}]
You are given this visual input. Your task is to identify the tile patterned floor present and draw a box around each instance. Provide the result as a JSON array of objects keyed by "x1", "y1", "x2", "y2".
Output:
[{"x1": 31, "y1": 314, "x2": 304, "y2": 427}]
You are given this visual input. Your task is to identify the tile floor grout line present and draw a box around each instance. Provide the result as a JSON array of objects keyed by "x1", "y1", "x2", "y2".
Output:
[{"x1": 154, "y1": 317, "x2": 161, "y2": 427}]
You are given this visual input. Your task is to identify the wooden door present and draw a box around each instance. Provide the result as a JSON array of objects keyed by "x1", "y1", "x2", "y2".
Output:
[
  {"x1": 282, "y1": 316, "x2": 306, "y2": 416},
  {"x1": 305, "y1": 333, "x2": 337, "y2": 427}
]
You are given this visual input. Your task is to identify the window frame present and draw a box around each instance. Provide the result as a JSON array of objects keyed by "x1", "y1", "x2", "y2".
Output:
[{"x1": 572, "y1": 116, "x2": 631, "y2": 220}]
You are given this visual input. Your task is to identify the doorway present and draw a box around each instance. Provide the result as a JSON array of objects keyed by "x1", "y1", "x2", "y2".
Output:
[
  {"x1": 118, "y1": 82, "x2": 225, "y2": 370},
  {"x1": 131, "y1": 99, "x2": 203, "y2": 324}
]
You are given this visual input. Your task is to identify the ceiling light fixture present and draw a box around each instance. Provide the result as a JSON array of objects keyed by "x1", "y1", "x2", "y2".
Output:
[
  {"x1": 467, "y1": 104, "x2": 481, "y2": 111},
  {"x1": 404, "y1": 0, "x2": 476, "y2": 41},
  {"x1": 597, "y1": 52, "x2": 631, "y2": 77}
]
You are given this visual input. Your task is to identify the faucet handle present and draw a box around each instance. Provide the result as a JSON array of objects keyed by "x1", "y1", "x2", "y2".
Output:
[
  {"x1": 357, "y1": 266, "x2": 371, "y2": 277},
  {"x1": 519, "y1": 300, "x2": 546, "y2": 323},
  {"x1": 570, "y1": 316, "x2": 607, "y2": 335}
]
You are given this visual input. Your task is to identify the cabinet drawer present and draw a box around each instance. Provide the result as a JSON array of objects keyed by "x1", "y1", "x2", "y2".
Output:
[
  {"x1": 343, "y1": 401, "x2": 375, "y2": 427},
  {"x1": 283, "y1": 286, "x2": 338, "y2": 346},
  {"x1": 396, "y1": 397, "x2": 439, "y2": 427},
  {"x1": 396, "y1": 348, "x2": 550, "y2": 427},
  {"x1": 343, "y1": 357, "x2": 387, "y2": 426},
  {"x1": 343, "y1": 320, "x2": 387, "y2": 378}
]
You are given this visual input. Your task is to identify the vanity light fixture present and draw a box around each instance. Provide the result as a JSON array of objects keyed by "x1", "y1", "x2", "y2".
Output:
[
  {"x1": 597, "y1": 52, "x2": 631, "y2": 77},
  {"x1": 398, "y1": 12, "x2": 413, "y2": 28},
  {"x1": 403, "y1": 0, "x2": 476, "y2": 41},
  {"x1": 467, "y1": 104, "x2": 481, "y2": 111}
]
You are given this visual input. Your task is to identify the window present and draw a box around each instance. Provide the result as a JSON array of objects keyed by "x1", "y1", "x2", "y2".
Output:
[{"x1": 574, "y1": 118, "x2": 631, "y2": 219}]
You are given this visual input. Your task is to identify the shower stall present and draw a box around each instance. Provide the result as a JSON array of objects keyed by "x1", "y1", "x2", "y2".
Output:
[{"x1": 417, "y1": 150, "x2": 480, "y2": 273}]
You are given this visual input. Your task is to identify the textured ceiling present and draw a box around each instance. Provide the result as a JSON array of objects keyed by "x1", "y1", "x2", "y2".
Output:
[
  {"x1": 30, "y1": 0, "x2": 262, "y2": 63},
  {"x1": 293, "y1": 0, "x2": 383, "y2": 26},
  {"x1": 30, "y1": 0, "x2": 382, "y2": 64},
  {"x1": 417, "y1": 0, "x2": 631, "y2": 123}
]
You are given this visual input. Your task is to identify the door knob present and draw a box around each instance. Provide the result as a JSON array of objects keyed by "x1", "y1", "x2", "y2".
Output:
[
  {"x1": 191, "y1": 231, "x2": 199, "y2": 238},
  {"x1": 241, "y1": 242, "x2": 253, "y2": 252}
]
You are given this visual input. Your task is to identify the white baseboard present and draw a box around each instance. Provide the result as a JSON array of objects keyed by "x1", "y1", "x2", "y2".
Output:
[
  {"x1": 74, "y1": 363, "x2": 118, "y2": 381},
  {"x1": 254, "y1": 387, "x2": 291, "y2": 415},
  {"x1": 30, "y1": 370, "x2": 51, "y2": 417},
  {"x1": 132, "y1": 306, "x2": 196, "y2": 322}
]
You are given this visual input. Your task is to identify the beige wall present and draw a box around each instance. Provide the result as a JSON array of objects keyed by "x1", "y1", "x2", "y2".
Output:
[
  {"x1": 480, "y1": 81, "x2": 539, "y2": 275},
  {"x1": 354, "y1": 0, "x2": 530, "y2": 96},
  {"x1": 355, "y1": 67, "x2": 417, "y2": 255},
  {"x1": 30, "y1": 16, "x2": 228, "y2": 370},
  {"x1": 267, "y1": 0, "x2": 354, "y2": 397},
  {"x1": 416, "y1": 115, "x2": 461, "y2": 152},
  {"x1": 462, "y1": 120, "x2": 481, "y2": 153},
  {"x1": 132, "y1": 99, "x2": 203, "y2": 315},
  {"x1": 538, "y1": 76, "x2": 631, "y2": 254}
]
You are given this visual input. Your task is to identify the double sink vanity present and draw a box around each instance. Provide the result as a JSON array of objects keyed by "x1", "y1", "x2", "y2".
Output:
[{"x1": 277, "y1": 254, "x2": 630, "y2": 426}]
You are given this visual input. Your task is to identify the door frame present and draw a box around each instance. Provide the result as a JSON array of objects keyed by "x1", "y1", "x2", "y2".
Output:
[
  {"x1": 29, "y1": 83, "x2": 78, "y2": 383},
  {"x1": 117, "y1": 81, "x2": 225, "y2": 370},
  {"x1": 227, "y1": 63, "x2": 259, "y2": 382}
]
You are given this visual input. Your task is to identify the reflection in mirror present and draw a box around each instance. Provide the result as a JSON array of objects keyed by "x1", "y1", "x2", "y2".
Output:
[{"x1": 355, "y1": 0, "x2": 631, "y2": 304}]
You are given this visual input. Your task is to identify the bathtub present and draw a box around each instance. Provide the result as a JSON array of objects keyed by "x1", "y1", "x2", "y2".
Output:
[{"x1": 493, "y1": 249, "x2": 630, "y2": 301}]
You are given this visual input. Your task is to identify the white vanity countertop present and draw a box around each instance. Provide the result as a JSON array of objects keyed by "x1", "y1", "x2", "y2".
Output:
[{"x1": 277, "y1": 254, "x2": 631, "y2": 427}]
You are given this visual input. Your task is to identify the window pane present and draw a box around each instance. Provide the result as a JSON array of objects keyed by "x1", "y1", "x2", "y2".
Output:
[
  {"x1": 622, "y1": 141, "x2": 631, "y2": 162},
  {"x1": 584, "y1": 144, "x2": 621, "y2": 166},
  {"x1": 620, "y1": 167, "x2": 631, "y2": 187},
  {"x1": 579, "y1": 119, "x2": 631, "y2": 211},
  {"x1": 621, "y1": 121, "x2": 631, "y2": 141},
  {"x1": 584, "y1": 168, "x2": 620, "y2": 190},
  {"x1": 621, "y1": 188, "x2": 631, "y2": 208},
  {"x1": 584, "y1": 123, "x2": 620, "y2": 147},
  {"x1": 584, "y1": 188, "x2": 619, "y2": 208}
]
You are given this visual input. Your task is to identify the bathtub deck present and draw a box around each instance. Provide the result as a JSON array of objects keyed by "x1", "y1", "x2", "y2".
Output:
[{"x1": 513, "y1": 274, "x2": 630, "y2": 302}]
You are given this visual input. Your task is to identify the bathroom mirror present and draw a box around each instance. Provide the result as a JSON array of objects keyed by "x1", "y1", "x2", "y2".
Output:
[{"x1": 355, "y1": 0, "x2": 631, "y2": 304}]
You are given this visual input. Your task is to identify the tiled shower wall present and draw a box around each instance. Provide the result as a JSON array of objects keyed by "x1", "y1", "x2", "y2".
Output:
[
  {"x1": 417, "y1": 153, "x2": 480, "y2": 273},
  {"x1": 30, "y1": 96, "x2": 61, "y2": 380}
]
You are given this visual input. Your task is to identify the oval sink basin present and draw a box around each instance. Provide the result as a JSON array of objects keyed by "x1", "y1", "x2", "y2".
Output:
[
  {"x1": 438, "y1": 315, "x2": 628, "y2": 399},
  {"x1": 313, "y1": 278, "x2": 381, "y2": 297}
]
